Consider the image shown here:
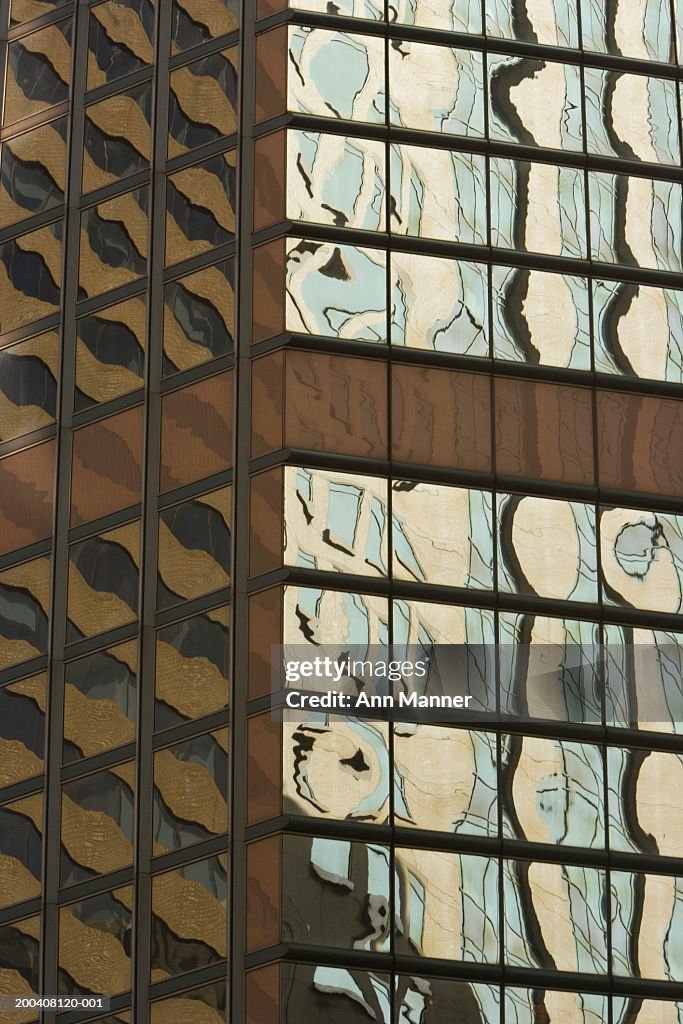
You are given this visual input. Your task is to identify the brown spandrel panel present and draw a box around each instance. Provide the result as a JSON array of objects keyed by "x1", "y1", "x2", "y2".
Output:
[
  {"x1": 0, "y1": 440, "x2": 55, "y2": 555},
  {"x1": 246, "y1": 834, "x2": 281, "y2": 952},
  {"x1": 246, "y1": 963, "x2": 280, "y2": 1024},
  {"x1": 495, "y1": 377, "x2": 594, "y2": 485},
  {"x1": 249, "y1": 587, "x2": 283, "y2": 699},
  {"x1": 392, "y1": 364, "x2": 490, "y2": 472},
  {"x1": 255, "y1": 26, "x2": 289, "y2": 124},
  {"x1": 160, "y1": 370, "x2": 233, "y2": 492},
  {"x1": 285, "y1": 350, "x2": 388, "y2": 458},
  {"x1": 250, "y1": 467, "x2": 284, "y2": 578},
  {"x1": 256, "y1": 0, "x2": 288, "y2": 18},
  {"x1": 253, "y1": 238, "x2": 286, "y2": 344},
  {"x1": 598, "y1": 390, "x2": 683, "y2": 497},
  {"x1": 253, "y1": 131, "x2": 286, "y2": 232},
  {"x1": 71, "y1": 405, "x2": 144, "y2": 526},
  {"x1": 247, "y1": 713, "x2": 282, "y2": 825},
  {"x1": 251, "y1": 350, "x2": 284, "y2": 458}
]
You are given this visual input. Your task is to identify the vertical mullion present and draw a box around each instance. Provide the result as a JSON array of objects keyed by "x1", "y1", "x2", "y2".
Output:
[
  {"x1": 40, "y1": 1, "x2": 87, "y2": 1016},
  {"x1": 133, "y1": 0, "x2": 171, "y2": 1019},
  {"x1": 230, "y1": 1, "x2": 254, "y2": 1021}
]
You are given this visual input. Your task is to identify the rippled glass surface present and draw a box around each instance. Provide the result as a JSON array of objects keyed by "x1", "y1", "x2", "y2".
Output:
[
  {"x1": 290, "y1": 0, "x2": 383, "y2": 16},
  {"x1": 0, "y1": 797, "x2": 42, "y2": 909},
  {"x1": 393, "y1": 482, "x2": 494, "y2": 590},
  {"x1": 63, "y1": 642, "x2": 136, "y2": 763},
  {"x1": 61, "y1": 764, "x2": 135, "y2": 884},
  {"x1": 590, "y1": 172, "x2": 682, "y2": 273},
  {"x1": 75, "y1": 296, "x2": 146, "y2": 409},
  {"x1": 67, "y1": 522, "x2": 139, "y2": 641},
  {"x1": 585, "y1": 69, "x2": 679, "y2": 165},
  {"x1": 168, "y1": 47, "x2": 238, "y2": 158},
  {"x1": 87, "y1": 0, "x2": 154, "y2": 89},
  {"x1": 151, "y1": 854, "x2": 227, "y2": 977},
  {"x1": 392, "y1": 252, "x2": 489, "y2": 353},
  {"x1": 581, "y1": 0, "x2": 674, "y2": 61},
  {"x1": 284, "y1": 467, "x2": 388, "y2": 575},
  {"x1": 158, "y1": 485, "x2": 231, "y2": 607},
  {"x1": 0, "y1": 556, "x2": 51, "y2": 671},
  {"x1": 391, "y1": 0, "x2": 483, "y2": 31},
  {"x1": 608, "y1": 747, "x2": 683, "y2": 854},
  {"x1": 4, "y1": 21, "x2": 72, "y2": 128},
  {"x1": 493, "y1": 266, "x2": 590, "y2": 368},
  {"x1": 172, "y1": 0, "x2": 238, "y2": 52},
  {"x1": 164, "y1": 258, "x2": 234, "y2": 373},
  {"x1": 601, "y1": 507, "x2": 683, "y2": 614},
  {"x1": 489, "y1": 55, "x2": 582, "y2": 151},
  {"x1": 166, "y1": 151, "x2": 236, "y2": 264},
  {"x1": 153, "y1": 729, "x2": 228, "y2": 853},
  {"x1": 288, "y1": 27, "x2": 385, "y2": 124},
  {"x1": 611, "y1": 870, "x2": 683, "y2": 979},
  {"x1": 287, "y1": 130, "x2": 386, "y2": 231},
  {"x1": 286, "y1": 239, "x2": 387, "y2": 342},
  {"x1": 83, "y1": 84, "x2": 152, "y2": 194},
  {"x1": 155, "y1": 606, "x2": 229, "y2": 729},
  {"x1": 80, "y1": 188, "x2": 148, "y2": 299},
  {"x1": 0, "y1": 118, "x2": 67, "y2": 230},
  {"x1": 604, "y1": 627, "x2": 683, "y2": 731},
  {"x1": 284, "y1": 585, "x2": 389, "y2": 648},
  {"x1": 593, "y1": 280, "x2": 683, "y2": 382},
  {"x1": 391, "y1": 144, "x2": 487, "y2": 244},
  {"x1": 505, "y1": 859, "x2": 608, "y2": 972},
  {"x1": 0, "y1": 223, "x2": 62, "y2": 334},
  {"x1": 0, "y1": 673, "x2": 45, "y2": 791},
  {"x1": 390, "y1": 41, "x2": 484, "y2": 137},
  {"x1": 491, "y1": 157, "x2": 586, "y2": 258},
  {"x1": 487, "y1": 0, "x2": 579, "y2": 46},
  {"x1": 497, "y1": 495, "x2": 598, "y2": 602},
  {"x1": 59, "y1": 888, "x2": 132, "y2": 995},
  {"x1": 0, "y1": 331, "x2": 59, "y2": 442}
]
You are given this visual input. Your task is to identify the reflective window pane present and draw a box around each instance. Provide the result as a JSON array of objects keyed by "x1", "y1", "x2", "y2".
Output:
[
  {"x1": 158, "y1": 485, "x2": 231, "y2": 607},
  {"x1": 87, "y1": 0, "x2": 154, "y2": 90},
  {"x1": 0, "y1": 440, "x2": 55, "y2": 555},
  {"x1": 172, "y1": 0, "x2": 239, "y2": 53},
  {"x1": 168, "y1": 47, "x2": 238, "y2": 158},
  {"x1": 151, "y1": 854, "x2": 227, "y2": 978},
  {"x1": 70, "y1": 405, "x2": 144, "y2": 526},
  {"x1": 0, "y1": 223, "x2": 62, "y2": 334},
  {"x1": 491, "y1": 157, "x2": 586, "y2": 258},
  {"x1": 166, "y1": 151, "x2": 236, "y2": 264},
  {"x1": 288, "y1": 27, "x2": 385, "y2": 125},
  {"x1": 611, "y1": 871, "x2": 683, "y2": 979},
  {"x1": 391, "y1": 144, "x2": 487, "y2": 244},
  {"x1": 585, "y1": 69, "x2": 679, "y2": 165},
  {"x1": 61, "y1": 764, "x2": 135, "y2": 885},
  {"x1": 601, "y1": 507, "x2": 683, "y2": 614},
  {"x1": 0, "y1": 673, "x2": 45, "y2": 791},
  {"x1": 488, "y1": 55, "x2": 582, "y2": 151},
  {"x1": 63, "y1": 642, "x2": 137, "y2": 764},
  {"x1": 153, "y1": 729, "x2": 228, "y2": 853},
  {"x1": 0, "y1": 331, "x2": 59, "y2": 442},
  {"x1": 155, "y1": 606, "x2": 229, "y2": 730},
  {"x1": 581, "y1": 0, "x2": 674, "y2": 62},
  {"x1": 0, "y1": 798, "x2": 43, "y2": 909},
  {"x1": 589, "y1": 172, "x2": 682, "y2": 273},
  {"x1": 75, "y1": 296, "x2": 146, "y2": 410},
  {"x1": 592, "y1": 279, "x2": 683, "y2": 382},
  {"x1": 80, "y1": 188, "x2": 149, "y2": 299},
  {"x1": 0, "y1": 916, "x2": 40, "y2": 1003},
  {"x1": 4, "y1": 22, "x2": 72, "y2": 128},
  {"x1": 391, "y1": 0, "x2": 483, "y2": 33},
  {"x1": 68, "y1": 523, "x2": 139, "y2": 641},
  {"x1": 0, "y1": 118, "x2": 67, "y2": 229},
  {"x1": 159, "y1": 371, "x2": 233, "y2": 492},
  {"x1": 164, "y1": 259, "x2": 234, "y2": 374},
  {"x1": 59, "y1": 888, "x2": 132, "y2": 996},
  {"x1": 487, "y1": 0, "x2": 579, "y2": 47},
  {"x1": 83, "y1": 83, "x2": 152, "y2": 194},
  {"x1": 0, "y1": 556, "x2": 51, "y2": 671}
]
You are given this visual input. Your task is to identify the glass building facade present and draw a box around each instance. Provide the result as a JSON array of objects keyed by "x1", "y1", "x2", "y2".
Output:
[{"x1": 0, "y1": 0, "x2": 682, "y2": 1021}]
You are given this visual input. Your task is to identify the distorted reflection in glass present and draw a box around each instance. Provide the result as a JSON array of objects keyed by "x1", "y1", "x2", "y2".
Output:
[
  {"x1": 393, "y1": 482, "x2": 494, "y2": 590},
  {"x1": 283, "y1": 717, "x2": 389, "y2": 822},
  {"x1": 166, "y1": 151, "x2": 236, "y2": 264},
  {"x1": 0, "y1": 673, "x2": 45, "y2": 790},
  {"x1": 593, "y1": 279, "x2": 683, "y2": 382},
  {"x1": 87, "y1": 0, "x2": 154, "y2": 89},
  {"x1": 0, "y1": 332, "x2": 59, "y2": 442},
  {"x1": 288, "y1": 27, "x2": 385, "y2": 124},
  {"x1": 390, "y1": 0, "x2": 482, "y2": 31},
  {"x1": 75, "y1": 296, "x2": 146, "y2": 409},
  {"x1": 604, "y1": 626, "x2": 683, "y2": 732},
  {"x1": 172, "y1": 0, "x2": 239, "y2": 52},
  {"x1": 79, "y1": 188, "x2": 148, "y2": 299},
  {"x1": 493, "y1": 265, "x2": 590, "y2": 368},
  {"x1": 0, "y1": 118, "x2": 67, "y2": 229},
  {"x1": 4, "y1": 21, "x2": 72, "y2": 127},
  {"x1": 589, "y1": 171, "x2": 682, "y2": 273},
  {"x1": 504, "y1": 859, "x2": 608, "y2": 972},
  {"x1": 391, "y1": 144, "x2": 487, "y2": 244},
  {"x1": 63, "y1": 642, "x2": 136, "y2": 763},
  {"x1": 497, "y1": 495, "x2": 598, "y2": 602},
  {"x1": 284, "y1": 467, "x2": 388, "y2": 576},
  {"x1": 287, "y1": 130, "x2": 386, "y2": 232},
  {"x1": 499, "y1": 613, "x2": 602, "y2": 723},
  {"x1": 284, "y1": 585, "x2": 389, "y2": 650},
  {"x1": 60, "y1": 763, "x2": 135, "y2": 884},
  {"x1": 168, "y1": 47, "x2": 238, "y2": 158},
  {"x1": 490, "y1": 157, "x2": 586, "y2": 258},
  {"x1": 59, "y1": 887, "x2": 132, "y2": 995},
  {"x1": 0, "y1": 796, "x2": 42, "y2": 909},
  {"x1": 611, "y1": 870, "x2": 683, "y2": 979},
  {"x1": 600, "y1": 507, "x2": 683, "y2": 614},
  {"x1": 0, "y1": 915, "x2": 40, "y2": 1003},
  {"x1": 390, "y1": 40, "x2": 484, "y2": 137},
  {"x1": 392, "y1": 253, "x2": 488, "y2": 353},
  {"x1": 0, "y1": 556, "x2": 51, "y2": 671},
  {"x1": 0, "y1": 223, "x2": 62, "y2": 333},
  {"x1": 157, "y1": 486, "x2": 231, "y2": 608},
  {"x1": 487, "y1": 0, "x2": 579, "y2": 46},
  {"x1": 581, "y1": 0, "x2": 674, "y2": 62},
  {"x1": 155, "y1": 606, "x2": 229, "y2": 729},
  {"x1": 164, "y1": 259, "x2": 234, "y2": 374},
  {"x1": 585, "y1": 68, "x2": 679, "y2": 165},
  {"x1": 67, "y1": 522, "x2": 139, "y2": 641},
  {"x1": 608, "y1": 746, "x2": 683, "y2": 856},
  {"x1": 286, "y1": 239, "x2": 387, "y2": 342},
  {"x1": 488, "y1": 54, "x2": 582, "y2": 151},
  {"x1": 151, "y1": 854, "x2": 227, "y2": 978},
  {"x1": 153, "y1": 729, "x2": 228, "y2": 853}
]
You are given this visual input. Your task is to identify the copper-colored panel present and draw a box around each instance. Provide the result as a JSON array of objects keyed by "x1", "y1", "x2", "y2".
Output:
[
  {"x1": 248, "y1": 587, "x2": 283, "y2": 699},
  {"x1": 256, "y1": 0, "x2": 287, "y2": 16},
  {"x1": 160, "y1": 371, "x2": 233, "y2": 492},
  {"x1": 0, "y1": 441, "x2": 55, "y2": 555},
  {"x1": 250, "y1": 467, "x2": 284, "y2": 578},
  {"x1": 71, "y1": 405, "x2": 144, "y2": 526},
  {"x1": 393, "y1": 365, "x2": 490, "y2": 471},
  {"x1": 496, "y1": 377, "x2": 594, "y2": 485},
  {"x1": 246, "y1": 834, "x2": 281, "y2": 952},
  {"x1": 285, "y1": 351, "x2": 388, "y2": 457},
  {"x1": 247, "y1": 714, "x2": 282, "y2": 825},
  {"x1": 253, "y1": 238, "x2": 286, "y2": 343},
  {"x1": 598, "y1": 390, "x2": 683, "y2": 497},
  {"x1": 251, "y1": 350, "x2": 284, "y2": 458},
  {"x1": 253, "y1": 131, "x2": 286, "y2": 232},
  {"x1": 255, "y1": 26, "x2": 288, "y2": 124},
  {"x1": 246, "y1": 963, "x2": 280, "y2": 1024}
]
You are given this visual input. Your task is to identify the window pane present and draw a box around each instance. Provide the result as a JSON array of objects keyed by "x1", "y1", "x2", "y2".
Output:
[
  {"x1": 83, "y1": 83, "x2": 152, "y2": 194},
  {"x1": 75, "y1": 296, "x2": 146, "y2": 410},
  {"x1": 488, "y1": 55, "x2": 582, "y2": 151},
  {"x1": 153, "y1": 729, "x2": 228, "y2": 853},
  {"x1": 0, "y1": 118, "x2": 67, "y2": 230},
  {"x1": 158, "y1": 485, "x2": 231, "y2": 607},
  {"x1": 155, "y1": 606, "x2": 229, "y2": 729},
  {"x1": 63, "y1": 642, "x2": 137, "y2": 764},
  {"x1": 168, "y1": 47, "x2": 238, "y2": 158},
  {"x1": 4, "y1": 22, "x2": 72, "y2": 127},
  {"x1": 87, "y1": 0, "x2": 154, "y2": 90},
  {"x1": 164, "y1": 259, "x2": 234, "y2": 374},
  {"x1": 68, "y1": 523, "x2": 139, "y2": 641},
  {"x1": 288, "y1": 27, "x2": 385, "y2": 125},
  {"x1": 80, "y1": 188, "x2": 149, "y2": 299},
  {"x1": 61, "y1": 764, "x2": 135, "y2": 885}
]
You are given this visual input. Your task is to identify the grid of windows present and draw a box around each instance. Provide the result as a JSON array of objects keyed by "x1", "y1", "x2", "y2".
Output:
[{"x1": 0, "y1": 0, "x2": 236, "y2": 1019}]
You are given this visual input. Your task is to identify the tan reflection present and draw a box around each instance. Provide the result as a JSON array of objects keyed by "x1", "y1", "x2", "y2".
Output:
[
  {"x1": 59, "y1": 888, "x2": 132, "y2": 995},
  {"x1": 609, "y1": 285, "x2": 670, "y2": 379},
  {"x1": 636, "y1": 751, "x2": 683, "y2": 856},
  {"x1": 88, "y1": 2, "x2": 153, "y2": 88},
  {"x1": 164, "y1": 263, "x2": 234, "y2": 371},
  {"x1": 528, "y1": 862, "x2": 579, "y2": 971},
  {"x1": 154, "y1": 729, "x2": 228, "y2": 841},
  {"x1": 0, "y1": 673, "x2": 45, "y2": 788},
  {"x1": 63, "y1": 641, "x2": 137, "y2": 759},
  {"x1": 601, "y1": 508, "x2": 682, "y2": 614},
  {"x1": 0, "y1": 795, "x2": 42, "y2": 909},
  {"x1": 169, "y1": 48, "x2": 238, "y2": 158},
  {"x1": 5, "y1": 26, "x2": 71, "y2": 125},
  {"x1": 76, "y1": 297, "x2": 145, "y2": 405},
  {"x1": 155, "y1": 612, "x2": 229, "y2": 721},
  {"x1": 0, "y1": 557, "x2": 51, "y2": 670},
  {"x1": 83, "y1": 92, "x2": 151, "y2": 192},
  {"x1": 289, "y1": 28, "x2": 384, "y2": 125},
  {"x1": 396, "y1": 849, "x2": 463, "y2": 959},
  {"x1": 0, "y1": 332, "x2": 59, "y2": 441},
  {"x1": 80, "y1": 192, "x2": 147, "y2": 298},
  {"x1": 158, "y1": 488, "x2": 231, "y2": 602},
  {"x1": 166, "y1": 155, "x2": 236, "y2": 263},
  {"x1": 152, "y1": 868, "x2": 227, "y2": 973},
  {"x1": 68, "y1": 522, "x2": 139, "y2": 638},
  {"x1": 509, "y1": 60, "x2": 568, "y2": 149},
  {"x1": 0, "y1": 122, "x2": 66, "y2": 229},
  {"x1": 283, "y1": 720, "x2": 388, "y2": 821},
  {"x1": 0, "y1": 915, "x2": 40, "y2": 1024},
  {"x1": 61, "y1": 766, "x2": 134, "y2": 877},
  {"x1": 614, "y1": 0, "x2": 657, "y2": 59},
  {"x1": 393, "y1": 726, "x2": 475, "y2": 832},
  {"x1": 174, "y1": 0, "x2": 238, "y2": 44},
  {"x1": 508, "y1": 497, "x2": 590, "y2": 600}
]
